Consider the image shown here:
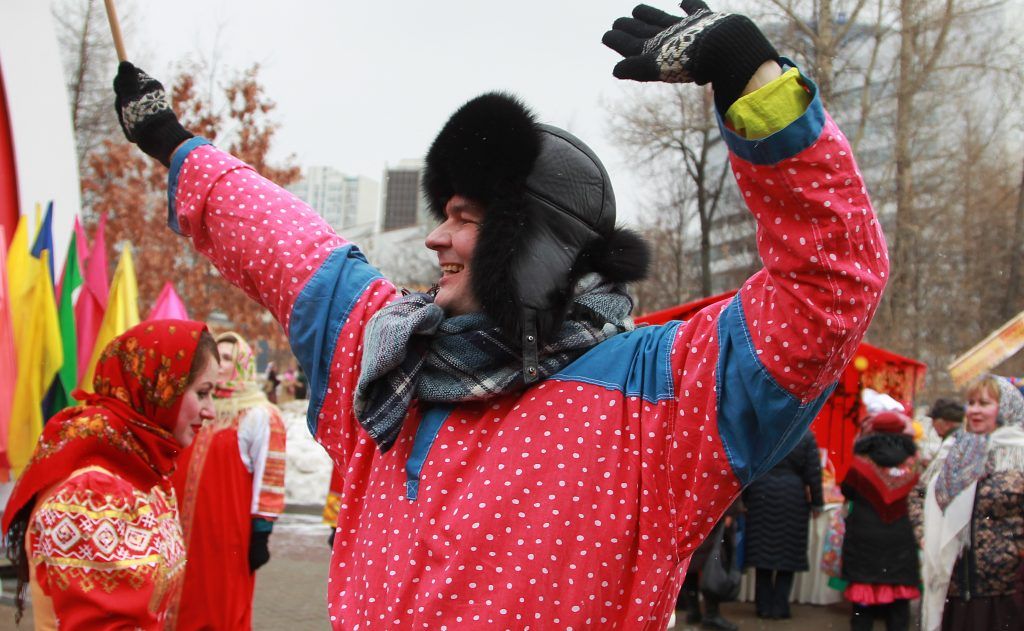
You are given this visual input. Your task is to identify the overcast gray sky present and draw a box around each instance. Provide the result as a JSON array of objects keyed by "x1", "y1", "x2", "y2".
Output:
[{"x1": 135, "y1": 1, "x2": 669, "y2": 225}]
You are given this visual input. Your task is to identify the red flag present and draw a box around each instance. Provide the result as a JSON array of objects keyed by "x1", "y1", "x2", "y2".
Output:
[
  {"x1": 0, "y1": 225, "x2": 16, "y2": 479},
  {"x1": 75, "y1": 213, "x2": 108, "y2": 383}
]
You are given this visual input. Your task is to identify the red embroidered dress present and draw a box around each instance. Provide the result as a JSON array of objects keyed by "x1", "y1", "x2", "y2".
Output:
[
  {"x1": 2, "y1": 320, "x2": 209, "y2": 630},
  {"x1": 168, "y1": 332, "x2": 286, "y2": 630}
]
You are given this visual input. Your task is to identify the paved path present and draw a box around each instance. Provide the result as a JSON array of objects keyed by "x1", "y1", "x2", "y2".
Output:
[
  {"x1": 253, "y1": 512, "x2": 332, "y2": 629},
  {"x1": 0, "y1": 511, "x2": 853, "y2": 629}
]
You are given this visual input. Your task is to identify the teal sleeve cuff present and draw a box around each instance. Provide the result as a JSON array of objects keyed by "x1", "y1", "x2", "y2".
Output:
[
  {"x1": 716, "y1": 60, "x2": 825, "y2": 166},
  {"x1": 166, "y1": 137, "x2": 213, "y2": 234}
]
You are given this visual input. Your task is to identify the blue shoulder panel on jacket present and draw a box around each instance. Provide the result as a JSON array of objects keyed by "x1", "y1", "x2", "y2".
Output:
[
  {"x1": 166, "y1": 137, "x2": 212, "y2": 235},
  {"x1": 716, "y1": 295, "x2": 835, "y2": 486},
  {"x1": 549, "y1": 322, "x2": 681, "y2": 404},
  {"x1": 716, "y1": 61, "x2": 826, "y2": 167},
  {"x1": 288, "y1": 245, "x2": 383, "y2": 435}
]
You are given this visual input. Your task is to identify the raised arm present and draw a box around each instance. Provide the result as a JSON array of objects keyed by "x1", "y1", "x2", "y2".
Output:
[
  {"x1": 113, "y1": 63, "x2": 400, "y2": 466},
  {"x1": 603, "y1": 3, "x2": 887, "y2": 550}
]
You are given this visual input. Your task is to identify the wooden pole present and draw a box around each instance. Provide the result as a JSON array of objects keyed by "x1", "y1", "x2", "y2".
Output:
[{"x1": 102, "y1": 0, "x2": 128, "y2": 62}]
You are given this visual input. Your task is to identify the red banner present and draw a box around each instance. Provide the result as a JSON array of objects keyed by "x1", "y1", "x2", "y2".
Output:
[{"x1": 0, "y1": 65, "x2": 19, "y2": 249}]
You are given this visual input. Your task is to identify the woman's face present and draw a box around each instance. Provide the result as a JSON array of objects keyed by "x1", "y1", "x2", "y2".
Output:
[
  {"x1": 217, "y1": 341, "x2": 236, "y2": 383},
  {"x1": 965, "y1": 388, "x2": 1000, "y2": 434},
  {"x1": 173, "y1": 356, "x2": 219, "y2": 446}
]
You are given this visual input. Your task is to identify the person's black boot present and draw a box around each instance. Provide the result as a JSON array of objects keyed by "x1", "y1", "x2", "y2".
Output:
[
  {"x1": 685, "y1": 599, "x2": 702, "y2": 624},
  {"x1": 684, "y1": 586, "x2": 703, "y2": 623},
  {"x1": 700, "y1": 614, "x2": 738, "y2": 631},
  {"x1": 700, "y1": 594, "x2": 737, "y2": 631}
]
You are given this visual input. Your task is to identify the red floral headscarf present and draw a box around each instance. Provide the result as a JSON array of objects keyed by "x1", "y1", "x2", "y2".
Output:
[{"x1": 2, "y1": 319, "x2": 212, "y2": 535}]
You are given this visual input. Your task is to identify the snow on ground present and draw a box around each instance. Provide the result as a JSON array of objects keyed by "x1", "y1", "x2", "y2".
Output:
[{"x1": 280, "y1": 400, "x2": 334, "y2": 508}]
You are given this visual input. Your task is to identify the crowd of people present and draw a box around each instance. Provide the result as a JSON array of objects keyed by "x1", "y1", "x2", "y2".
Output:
[
  {"x1": 674, "y1": 386, "x2": 1024, "y2": 631},
  {"x1": 0, "y1": 0, "x2": 1020, "y2": 629}
]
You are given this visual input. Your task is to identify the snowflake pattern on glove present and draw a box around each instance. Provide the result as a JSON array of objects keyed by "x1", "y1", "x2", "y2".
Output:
[
  {"x1": 645, "y1": 9, "x2": 732, "y2": 82},
  {"x1": 120, "y1": 90, "x2": 171, "y2": 142}
]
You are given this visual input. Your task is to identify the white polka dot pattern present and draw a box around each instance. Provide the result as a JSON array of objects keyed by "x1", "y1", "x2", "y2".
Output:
[
  {"x1": 729, "y1": 114, "x2": 887, "y2": 403},
  {"x1": 172, "y1": 145, "x2": 354, "y2": 331}
]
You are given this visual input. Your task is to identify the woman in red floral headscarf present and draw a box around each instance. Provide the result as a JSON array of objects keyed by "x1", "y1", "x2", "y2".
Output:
[{"x1": 1, "y1": 320, "x2": 219, "y2": 630}]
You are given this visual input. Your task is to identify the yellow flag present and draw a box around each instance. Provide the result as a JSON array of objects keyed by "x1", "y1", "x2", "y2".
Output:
[
  {"x1": 6, "y1": 215, "x2": 33, "y2": 341},
  {"x1": 8, "y1": 250, "x2": 63, "y2": 476},
  {"x1": 80, "y1": 245, "x2": 140, "y2": 393}
]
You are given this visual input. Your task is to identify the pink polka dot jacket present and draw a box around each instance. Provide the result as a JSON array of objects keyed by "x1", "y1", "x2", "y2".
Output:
[{"x1": 167, "y1": 72, "x2": 887, "y2": 629}]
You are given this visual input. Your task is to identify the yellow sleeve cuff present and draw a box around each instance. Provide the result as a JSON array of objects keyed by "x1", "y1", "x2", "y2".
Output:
[{"x1": 724, "y1": 67, "x2": 811, "y2": 140}]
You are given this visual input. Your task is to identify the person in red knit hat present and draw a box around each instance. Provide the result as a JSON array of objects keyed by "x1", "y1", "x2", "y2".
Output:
[{"x1": 840, "y1": 410, "x2": 920, "y2": 630}]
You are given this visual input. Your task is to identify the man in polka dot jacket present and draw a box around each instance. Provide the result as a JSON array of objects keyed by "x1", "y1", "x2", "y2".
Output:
[{"x1": 113, "y1": 2, "x2": 888, "y2": 628}]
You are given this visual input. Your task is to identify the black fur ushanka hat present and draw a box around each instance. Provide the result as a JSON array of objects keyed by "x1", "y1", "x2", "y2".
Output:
[{"x1": 423, "y1": 92, "x2": 650, "y2": 382}]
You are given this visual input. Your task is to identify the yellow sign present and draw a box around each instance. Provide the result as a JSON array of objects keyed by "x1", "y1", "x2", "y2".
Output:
[{"x1": 949, "y1": 310, "x2": 1024, "y2": 387}]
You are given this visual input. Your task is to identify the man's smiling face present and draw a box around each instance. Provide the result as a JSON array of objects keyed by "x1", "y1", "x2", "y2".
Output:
[{"x1": 425, "y1": 195, "x2": 484, "y2": 316}]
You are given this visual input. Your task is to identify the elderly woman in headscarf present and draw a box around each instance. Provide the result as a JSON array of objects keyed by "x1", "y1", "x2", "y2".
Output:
[
  {"x1": 167, "y1": 331, "x2": 287, "y2": 630},
  {"x1": 839, "y1": 410, "x2": 920, "y2": 631},
  {"x1": 1, "y1": 320, "x2": 219, "y2": 629},
  {"x1": 916, "y1": 375, "x2": 1024, "y2": 631}
]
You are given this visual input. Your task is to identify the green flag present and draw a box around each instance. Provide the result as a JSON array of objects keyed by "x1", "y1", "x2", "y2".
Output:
[{"x1": 53, "y1": 229, "x2": 83, "y2": 411}]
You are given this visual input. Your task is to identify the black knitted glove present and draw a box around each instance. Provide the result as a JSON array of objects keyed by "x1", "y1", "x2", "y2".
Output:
[
  {"x1": 603, "y1": 1, "x2": 779, "y2": 112},
  {"x1": 248, "y1": 530, "x2": 271, "y2": 572},
  {"x1": 113, "y1": 61, "x2": 193, "y2": 167}
]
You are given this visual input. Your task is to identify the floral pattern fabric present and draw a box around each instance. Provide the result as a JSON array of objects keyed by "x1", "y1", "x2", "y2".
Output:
[
  {"x1": 3, "y1": 319, "x2": 208, "y2": 517},
  {"x1": 946, "y1": 469, "x2": 1024, "y2": 598}
]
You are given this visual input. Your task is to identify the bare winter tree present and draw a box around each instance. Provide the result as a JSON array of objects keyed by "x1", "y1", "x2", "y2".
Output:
[
  {"x1": 756, "y1": 0, "x2": 1023, "y2": 387},
  {"x1": 607, "y1": 1, "x2": 1024, "y2": 395},
  {"x1": 886, "y1": 0, "x2": 1023, "y2": 364},
  {"x1": 52, "y1": 0, "x2": 135, "y2": 169},
  {"x1": 608, "y1": 84, "x2": 734, "y2": 302},
  {"x1": 1004, "y1": 155, "x2": 1024, "y2": 319},
  {"x1": 629, "y1": 179, "x2": 702, "y2": 313}
]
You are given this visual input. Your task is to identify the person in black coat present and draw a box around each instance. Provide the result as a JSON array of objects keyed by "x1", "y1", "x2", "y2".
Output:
[
  {"x1": 677, "y1": 500, "x2": 743, "y2": 631},
  {"x1": 839, "y1": 411, "x2": 920, "y2": 631},
  {"x1": 742, "y1": 429, "x2": 824, "y2": 619}
]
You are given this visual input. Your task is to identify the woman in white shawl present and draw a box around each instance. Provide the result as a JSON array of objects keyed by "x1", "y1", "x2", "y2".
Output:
[{"x1": 918, "y1": 375, "x2": 1024, "y2": 630}]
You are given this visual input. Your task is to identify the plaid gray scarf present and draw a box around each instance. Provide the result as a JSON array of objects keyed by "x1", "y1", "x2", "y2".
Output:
[{"x1": 354, "y1": 275, "x2": 634, "y2": 452}]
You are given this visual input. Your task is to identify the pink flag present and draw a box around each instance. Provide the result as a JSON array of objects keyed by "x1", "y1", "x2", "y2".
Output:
[
  {"x1": 75, "y1": 213, "x2": 108, "y2": 382},
  {"x1": 146, "y1": 281, "x2": 189, "y2": 321}
]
